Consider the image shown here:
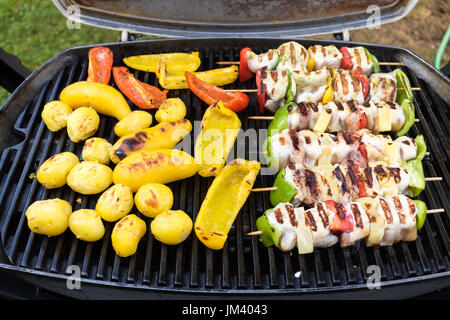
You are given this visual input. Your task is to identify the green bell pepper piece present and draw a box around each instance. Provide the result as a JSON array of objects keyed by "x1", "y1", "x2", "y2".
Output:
[
  {"x1": 364, "y1": 48, "x2": 380, "y2": 73},
  {"x1": 285, "y1": 70, "x2": 295, "y2": 104},
  {"x1": 395, "y1": 69, "x2": 413, "y2": 105},
  {"x1": 256, "y1": 209, "x2": 282, "y2": 247},
  {"x1": 413, "y1": 200, "x2": 427, "y2": 230},
  {"x1": 414, "y1": 135, "x2": 427, "y2": 161},
  {"x1": 402, "y1": 158, "x2": 425, "y2": 197},
  {"x1": 267, "y1": 102, "x2": 293, "y2": 136},
  {"x1": 396, "y1": 100, "x2": 415, "y2": 137},
  {"x1": 270, "y1": 168, "x2": 296, "y2": 207}
]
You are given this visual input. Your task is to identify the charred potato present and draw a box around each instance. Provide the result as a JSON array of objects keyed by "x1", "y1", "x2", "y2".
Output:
[
  {"x1": 155, "y1": 98, "x2": 186, "y2": 123},
  {"x1": 68, "y1": 209, "x2": 105, "y2": 242},
  {"x1": 82, "y1": 137, "x2": 113, "y2": 165},
  {"x1": 66, "y1": 107, "x2": 100, "y2": 143},
  {"x1": 67, "y1": 161, "x2": 113, "y2": 195},
  {"x1": 41, "y1": 100, "x2": 73, "y2": 132},
  {"x1": 96, "y1": 184, "x2": 134, "y2": 222},
  {"x1": 135, "y1": 183, "x2": 173, "y2": 218},
  {"x1": 111, "y1": 214, "x2": 147, "y2": 257},
  {"x1": 25, "y1": 198, "x2": 72, "y2": 236},
  {"x1": 114, "y1": 110, "x2": 153, "y2": 137},
  {"x1": 150, "y1": 210, "x2": 192, "y2": 245},
  {"x1": 37, "y1": 152, "x2": 79, "y2": 189}
]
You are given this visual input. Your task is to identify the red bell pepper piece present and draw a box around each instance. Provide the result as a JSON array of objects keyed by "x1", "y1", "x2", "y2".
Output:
[
  {"x1": 326, "y1": 200, "x2": 354, "y2": 233},
  {"x1": 359, "y1": 112, "x2": 367, "y2": 129},
  {"x1": 87, "y1": 46, "x2": 113, "y2": 84},
  {"x1": 358, "y1": 143, "x2": 369, "y2": 166},
  {"x1": 185, "y1": 71, "x2": 249, "y2": 112},
  {"x1": 256, "y1": 70, "x2": 267, "y2": 114},
  {"x1": 239, "y1": 47, "x2": 253, "y2": 83},
  {"x1": 112, "y1": 66, "x2": 167, "y2": 109},
  {"x1": 352, "y1": 66, "x2": 370, "y2": 100},
  {"x1": 339, "y1": 47, "x2": 354, "y2": 71},
  {"x1": 354, "y1": 161, "x2": 368, "y2": 197}
]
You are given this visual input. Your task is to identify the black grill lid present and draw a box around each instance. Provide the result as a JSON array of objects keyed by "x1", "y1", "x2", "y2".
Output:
[{"x1": 52, "y1": 0, "x2": 418, "y2": 38}]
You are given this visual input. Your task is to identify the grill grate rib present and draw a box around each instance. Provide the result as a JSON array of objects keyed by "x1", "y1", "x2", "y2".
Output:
[{"x1": 0, "y1": 39, "x2": 448, "y2": 297}]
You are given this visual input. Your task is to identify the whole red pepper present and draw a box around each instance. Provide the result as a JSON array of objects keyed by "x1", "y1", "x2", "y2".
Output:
[
  {"x1": 185, "y1": 71, "x2": 249, "y2": 112},
  {"x1": 326, "y1": 200, "x2": 354, "y2": 233},
  {"x1": 339, "y1": 47, "x2": 354, "y2": 71},
  {"x1": 256, "y1": 70, "x2": 267, "y2": 114},
  {"x1": 239, "y1": 47, "x2": 253, "y2": 83}
]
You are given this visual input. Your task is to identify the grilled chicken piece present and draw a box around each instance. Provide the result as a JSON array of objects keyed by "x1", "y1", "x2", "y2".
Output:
[
  {"x1": 394, "y1": 136, "x2": 418, "y2": 162},
  {"x1": 340, "y1": 202, "x2": 370, "y2": 247},
  {"x1": 292, "y1": 68, "x2": 331, "y2": 103},
  {"x1": 346, "y1": 46, "x2": 373, "y2": 76},
  {"x1": 368, "y1": 71, "x2": 397, "y2": 103},
  {"x1": 356, "y1": 197, "x2": 386, "y2": 247},
  {"x1": 369, "y1": 162, "x2": 411, "y2": 197},
  {"x1": 276, "y1": 41, "x2": 308, "y2": 73},
  {"x1": 246, "y1": 49, "x2": 280, "y2": 73},
  {"x1": 260, "y1": 69, "x2": 293, "y2": 112},
  {"x1": 305, "y1": 202, "x2": 339, "y2": 248},
  {"x1": 333, "y1": 69, "x2": 365, "y2": 104},
  {"x1": 308, "y1": 45, "x2": 342, "y2": 70},
  {"x1": 270, "y1": 129, "x2": 296, "y2": 169}
]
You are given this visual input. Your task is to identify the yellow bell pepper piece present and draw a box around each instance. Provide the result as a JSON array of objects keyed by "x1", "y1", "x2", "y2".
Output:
[
  {"x1": 194, "y1": 101, "x2": 241, "y2": 177},
  {"x1": 194, "y1": 159, "x2": 261, "y2": 250},
  {"x1": 158, "y1": 60, "x2": 239, "y2": 90},
  {"x1": 123, "y1": 52, "x2": 201, "y2": 74},
  {"x1": 322, "y1": 69, "x2": 335, "y2": 104},
  {"x1": 306, "y1": 48, "x2": 315, "y2": 72}
]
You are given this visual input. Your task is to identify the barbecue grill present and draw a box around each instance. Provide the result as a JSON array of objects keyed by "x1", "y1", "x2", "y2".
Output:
[{"x1": 0, "y1": 1, "x2": 449, "y2": 300}]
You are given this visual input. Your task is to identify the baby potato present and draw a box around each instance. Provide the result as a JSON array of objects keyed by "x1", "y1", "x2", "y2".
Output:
[
  {"x1": 67, "y1": 161, "x2": 113, "y2": 195},
  {"x1": 41, "y1": 100, "x2": 73, "y2": 132},
  {"x1": 66, "y1": 107, "x2": 100, "y2": 143},
  {"x1": 37, "y1": 152, "x2": 79, "y2": 189},
  {"x1": 111, "y1": 214, "x2": 147, "y2": 257},
  {"x1": 96, "y1": 184, "x2": 134, "y2": 222},
  {"x1": 151, "y1": 210, "x2": 192, "y2": 245},
  {"x1": 82, "y1": 137, "x2": 113, "y2": 165},
  {"x1": 114, "y1": 110, "x2": 153, "y2": 137},
  {"x1": 155, "y1": 98, "x2": 186, "y2": 123},
  {"x1": 68, "y1": 209, "x2": 105, "y2": 242},
  {"x1": 25, "y1": 198, "x2": 72, "y2": 236},
  {"x1": 135, "y1": 183, "x2": 173, "y2": 218}
]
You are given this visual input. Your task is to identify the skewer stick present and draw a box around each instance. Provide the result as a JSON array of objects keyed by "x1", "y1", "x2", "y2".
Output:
[
  {"x1": 248, "y1": 116, "x2": 421, "y2": 124},
  {"x1": 246, "y1": 208, "x2": 445, "y2": 236},
  {"x1": 251, "y1": 177, "x2": 442, "y2": 192},
  {"x1": 225, "y1": 88, "x2": 420, "y2": 93},
  {"x1": 217, "y1": 61, "x2": 406, "y2": 67}
]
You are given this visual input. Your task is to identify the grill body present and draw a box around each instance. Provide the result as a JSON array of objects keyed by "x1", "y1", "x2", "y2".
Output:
[{"x1": 0, "y1": 38, "x2": 449, "y2": 299}]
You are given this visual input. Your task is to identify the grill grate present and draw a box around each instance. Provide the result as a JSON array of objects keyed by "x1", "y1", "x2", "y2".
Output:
[{"x1": 0, "y1": 39, "x2": 449, "y2": 297}]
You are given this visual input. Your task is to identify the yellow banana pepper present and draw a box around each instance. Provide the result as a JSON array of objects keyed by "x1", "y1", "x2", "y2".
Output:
[
  {"x1": 194, "y1": 159, "x2": 261, "y2": 250},
  {"x1": 322, "y1": 69, "x2": 335, "y2": 104},
  {"x1": 194, "y1": 101, "x2": 241, "y2": 177},
  {"x1": 158, "y1": 60, "x2": 239, "y2": 90},
  {"x1": 123, "y1": 52, "x2": 201, "y2": 74}
]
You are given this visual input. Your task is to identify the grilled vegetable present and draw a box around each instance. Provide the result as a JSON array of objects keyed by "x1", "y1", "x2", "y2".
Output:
[
  {"x1": 26, "y1": 199, "x2": 72, "y2": 237},
  {"x1": 135, "y1": 183, "x2": 173, "y2": 218},
  {"x1": 239, "y1": 47, "x2": 253, "y2": 82},
  {"x1": 186, "y1": 71, "x2": 249, "y2": 112},
  {"x1": 113, "y1": 66, "x2": 168, "y2": 109},
  {"x1": 87, "y1": 46, "x2": 113, "y2": 84},
  {"x1": 151, "y1": 210, "x2": 193, "y2": 245},
  {"x1": 270, "y1": 168, "x2": 297, "y2": 207},
  {"x1": 396, "y1": 100, "x2": 415, "y2": 137},
  {"x1": 154, "y1": 98, "x2": 187, "y2": 123},
  {"x1": 194, "y1": 101, "x2": 241, "y2": 177},
  {"x1": 113, "y1": 149, "x2": 198, "y2": 193},
  {"x1": 95, "y1": 184, "x2": 134, "y2": 222},
  {"x1": 340, "y1": 47, "x2": 353, "y2": 70},
  {"x1": 68, "y1": 209, "x2": 105, "y2": 242},
  {"x1": 67, "y1": 161, "x2": 113, "y2": 195},
  {"x1": 395, "y1": 69, "x2": 413, "y2": 105},
  {"x1": 401, "y1": 135, "x2": 427, "y2": 197},
  {"x1": 66, "y1": 107, "x2": 100, "y2": 143},
  {"x1": 111, "y1": 214, "x2": 147, "y2": 257},
  {"x1": 41, "y1": 100, "x2": 73, "y2": 132},
  {"x1": 352, "y1": 66, "x2": 369, "y2": 100},
  {"x1": 60, "y1": 81, "x2": 132, "y2": 120},
  {"x1": 110, "y1": 119, "x2": 192, "y2": 164},
  {"x1": 158, "y1": 60, "x2": 238, "y2": 90},
  {"x1": 414, "y1": 200, "x2": 427, "y2": 230},
  {"x1": 37, "y1": 152, "x2": 79, "y2": 189},
  {"x1": 81, "y1": 137, "x2": 113, "y2": 165},
  {"x1": 114, "y1": 110, "x2": 153, "y2": 137},
  {"x1": 194, "y1": 159, "x2": 260, "y2": 250},
  {"x1": 364, "y1": 48, "x2": 380, "y2": 74},
  {"x1": 123, "y1": 51, "x2": 201, "y2": 74}
]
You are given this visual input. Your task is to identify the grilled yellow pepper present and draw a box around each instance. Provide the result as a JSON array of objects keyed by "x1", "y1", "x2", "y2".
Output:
[
  {"x1": 322, "y1": 69, "x2": 335, "y2": 104},
  {"x1": 158, "y1": 60, "x2": 239, "y2": 90},
  {"x1": 194, "y1": 101, "x2": 241, "y2": 177},
  {"x1": 110, "y1": 119, "x2": 192, "y2": 164},
  {"x1": 194, "y1": 159, "x2": 260, "y2": 250},
  {"x1": 123, "y1": 52, "x2": 201, "y2": 74}
]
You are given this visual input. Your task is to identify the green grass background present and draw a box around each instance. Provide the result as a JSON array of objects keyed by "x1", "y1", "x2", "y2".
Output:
[{"x1": 0, "y1": 0, "x2": 119, "y2": 106}]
